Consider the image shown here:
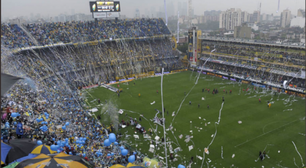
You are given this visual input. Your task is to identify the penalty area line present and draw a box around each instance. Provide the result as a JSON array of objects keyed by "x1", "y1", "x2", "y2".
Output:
[{"x1": 235, "y1": 118, "x2": 300, "y2": 148}]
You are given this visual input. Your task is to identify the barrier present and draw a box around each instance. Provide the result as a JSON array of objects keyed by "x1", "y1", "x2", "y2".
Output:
[
  {"x1": 82, "y1": 84, "x2": 99, "y2": 89},
  {"x1": 198, "y1": 68, "x2": 305, "y2": 96}
]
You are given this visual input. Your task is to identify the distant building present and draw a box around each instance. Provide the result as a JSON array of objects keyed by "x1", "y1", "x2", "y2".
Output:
[
  {"x1": 250, "y1": 11, "x2": 260, "y2": 23},
  {"x1": 280, "y1": 9, "x2": 291, "y2": 28},
  {"x1": 297, "y1": 9, "x2": 305, "y2": 18},
  {"x1": 182, "y1": 2, "x2": 188, "y2": 16},
  {"x1": 191, "y1": 18, "x2": 198, "y2": 24},
  {"x1": 241, "y1": 11, "x2": 250, "y2": 23},
  {"x1": 290, "y1": 17, "x2": 305, "y2": 28},
  {"x1": 234, "y1": 23, "x2": 252, "y2": 39},
  {"x1": 246, "y1": 23, "x2": 259, "y2": 31},
  {"x1": 178, "y1": 36, "x2": 188, "y2": 46},
  {"x1": 203, "y1": 10, "x2": 222, "y2": 23},
  {"x1": 203, "y1": 16, "x2": 219, "y2": 23},
  {"x1": 135, "y1": 9, "x2": 140, "y2": 18},
  {"x1": 261, "y1": 13, "x2": 274, "y2": 21},
  {"x1": 219, "y1": 8, "x2": 242, "y2": 30}
]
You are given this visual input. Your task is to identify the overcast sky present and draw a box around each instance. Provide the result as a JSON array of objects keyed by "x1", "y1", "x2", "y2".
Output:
[{"x1": 1, "y1": 0, "x2": 305, "y2": 19}]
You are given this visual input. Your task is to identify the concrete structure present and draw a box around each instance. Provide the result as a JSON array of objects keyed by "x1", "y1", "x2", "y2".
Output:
[
  {"x1": 191, "y1": 18, "x2": 198, "y2": 24},
  {"x1": 297, "y1": 9, "x2": 305, "y2": 18},
  {"x1": 135, "y1": 9, "x2": 140, "y2": 18},
  {"x1": 182, "y1": 2, "x2": 188, "y2": 16},
  {"x1": 219, "y1": 8, "x2": 242, "y2": 30},
  {"x1": 280, "y1": 9, "x2": 291, "y2": 28},
  {"x1": 246, "y1": 23, "x2": 259, "y2": 31},
  {"x1": 241, "y1": 11, "x2": 250, "y2": 22},
  {"x1": 290, "y1": 17, "x2": 305, "y2": 28},
  {"x1": 188, "y1": 0, "x2": 192, "y2": 18},
  {"x1": 250, "y1": 11, "x2": 260, "y2": 23},
  {"x1": 234, "y1": 23, "x2": 252, "y2": 39}
]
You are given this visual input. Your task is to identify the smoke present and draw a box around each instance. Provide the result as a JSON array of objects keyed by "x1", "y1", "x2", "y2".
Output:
[{"x1": 101, "y1": 100, "x2": 119, "y2": 131}]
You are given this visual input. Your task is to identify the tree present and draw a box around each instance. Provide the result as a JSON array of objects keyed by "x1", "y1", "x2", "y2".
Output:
[{"x1": 177, "y1": 43, "x2": 188, "y2": 53}]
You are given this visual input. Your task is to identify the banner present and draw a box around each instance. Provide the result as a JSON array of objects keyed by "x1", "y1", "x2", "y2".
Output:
[
  {"x1": 197, "y1": 30, "x2": 202, "y2": 54},
  {"x1": 272, "y1": 87, "x2": 278, "y2": 91},
  {"x1": 241, "y1": 80, "x2": 250, "y2": 84},
  {"x1": 106, "y1": 12, "x2": 119, "y2": 18},
  {"x1": 251, "y1": 83, "x2": 266, "y2": 88},
  {"x1": 222, "y1": 76, "x2": 229, "y2": 80},
  {"x1": 230, "y1": 78, "x2": 236, "y2": 81},
  {"x1": 93, "y1": 12, "x2": 107, "y2": 18}
]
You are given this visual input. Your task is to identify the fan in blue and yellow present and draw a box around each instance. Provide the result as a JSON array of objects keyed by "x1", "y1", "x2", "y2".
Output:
[{"x1": 30, "y1": 145, "x2": 56, "y2": 155}]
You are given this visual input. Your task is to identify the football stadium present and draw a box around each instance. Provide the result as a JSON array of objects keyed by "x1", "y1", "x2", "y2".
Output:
[{"x1": 1, "y1": 1, "x2": 305, "y2": 168}]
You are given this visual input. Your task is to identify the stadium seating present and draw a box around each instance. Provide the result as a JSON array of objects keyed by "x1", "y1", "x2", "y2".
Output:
[
  {"x1": 1, "y1": 19, "x2": 171, "y2": 49},
  {"x1": 201, "y1": 42, "x2": 305, "y2": 66}
]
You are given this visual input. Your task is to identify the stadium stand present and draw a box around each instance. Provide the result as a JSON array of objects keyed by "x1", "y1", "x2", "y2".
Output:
[
  {"x1": 1, "y1": 19, "x2": 171, "y2": 49},
  {"x1": 1, "y1": 18, "x2": 178, "y2": 168}
]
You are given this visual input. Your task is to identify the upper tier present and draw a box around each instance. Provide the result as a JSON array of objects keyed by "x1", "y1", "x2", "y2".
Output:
[{"x1": 1, "y1": 18, "x2": 171, "y2": 49}]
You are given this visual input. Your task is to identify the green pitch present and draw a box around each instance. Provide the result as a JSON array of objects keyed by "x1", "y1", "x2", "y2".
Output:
[{"x1": 86, "y1": 71, "x2": 305, "y2": 167}]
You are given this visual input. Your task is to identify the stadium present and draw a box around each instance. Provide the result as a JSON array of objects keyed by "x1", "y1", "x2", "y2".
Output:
[{"x1": 1, "y1": 1, "x2": 305, "y2": 168}]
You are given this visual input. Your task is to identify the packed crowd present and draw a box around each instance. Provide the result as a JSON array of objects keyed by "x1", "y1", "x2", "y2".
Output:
[
  {"x1": 4, "y1": 39, "x2": 181, "y2": 89},
  {"x1": 202, "y1": 61, "x2": 305, "y2": 88},
  {"x1": 1, "y1": 18, "x2": 171, "y2": 49},
  {"x1": 1, "y1": 80, "x2": 146, "y2": 167},
  {"x1": 206, "y1": 54, "x2": 302, "y2": 74},
  {"x1": 202, "y1": 42, "x2": 305, "y2": 66}
]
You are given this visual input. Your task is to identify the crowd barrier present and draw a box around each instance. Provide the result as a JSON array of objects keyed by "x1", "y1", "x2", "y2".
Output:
[
  {"x1": 101, "y1": 69, "x2": 187, "y2": 86},
  {"x1": 196, "y1": 69, "x2": 305, "y2": 97}
]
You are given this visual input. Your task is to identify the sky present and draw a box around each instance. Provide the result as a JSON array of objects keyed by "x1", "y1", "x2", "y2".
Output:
[{"x1": 1, "y1": 0, "x2": 305, "y2": 19}]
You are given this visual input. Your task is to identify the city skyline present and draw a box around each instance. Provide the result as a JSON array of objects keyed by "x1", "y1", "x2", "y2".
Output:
[{"x1": 1, "y1": 0, "x2": 305, "y2": 21}]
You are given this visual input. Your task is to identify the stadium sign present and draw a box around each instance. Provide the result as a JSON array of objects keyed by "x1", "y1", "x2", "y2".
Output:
[
  {"x1": 89, "y1": 1, "x2": 120, "y2": 12},
  {"x1": 230, "y1": 78, "x2": 236, "y2": 81},
  {"x1": 93, "y1": 12, "x2": 107, "y2": 18},
  {"x1": 241, "y1": 80, "x2": 250, "y2": 84}
]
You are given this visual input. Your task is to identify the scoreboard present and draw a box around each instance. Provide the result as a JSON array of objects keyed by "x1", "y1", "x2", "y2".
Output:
[{"x1": 89, "y1": 1, "x2": 120, "y2": 13}]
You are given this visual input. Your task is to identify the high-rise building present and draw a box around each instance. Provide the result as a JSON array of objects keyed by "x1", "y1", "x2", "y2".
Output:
[
  {"x1": 280, "y1": 9, "x2": 291, "y2": 28},
  {"x1": 219, "y1": 8, "x2": 242, "y2": 30},
  {"x1": 297, "y1": 9, "x2": 305, "y2": 18},
  {"x1": 135, "y1": 9, "x2": 140, "y2": 18},
  {"x1": 241, "y1": 11, "x2": 249, "y2": 23},
  {"x1": 182, "y1": 2, "x2": 187, "y2": 16},
  {"x1": 250, "y1": 11, "x2": 260, "y2": 23}
]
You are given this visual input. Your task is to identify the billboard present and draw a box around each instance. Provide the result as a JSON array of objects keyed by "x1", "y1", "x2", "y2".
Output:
[
  {"x1": 89, "y1": 1, "x2": 120, "y2": 13},
  {"x1": 93, "y1": 12, "x2": 107, "y2": 18},
  {"x1": 197, "y1": 30, "x2": 202, "y2": 54},
  {"x1": 92, "y1": 10, "x2": 120, "y2": 18}
]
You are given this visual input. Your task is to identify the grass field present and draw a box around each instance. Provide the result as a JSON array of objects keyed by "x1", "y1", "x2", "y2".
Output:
[{"x1": 86, "y1": 71, "x2": 305, "y2": 168}]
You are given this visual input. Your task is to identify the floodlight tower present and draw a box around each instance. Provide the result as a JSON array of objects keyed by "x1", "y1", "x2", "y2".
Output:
[
  {"x1": 177, "y1": 11, "x2": 179, "y2": 43},
  {"x1": 164, "y1": 0, "x2": 168, "y2": 25}
]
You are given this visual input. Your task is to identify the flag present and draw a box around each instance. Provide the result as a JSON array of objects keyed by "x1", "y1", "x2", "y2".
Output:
[{"x1": 1, "y1": 73, "x2": 23, "y2": 97}]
